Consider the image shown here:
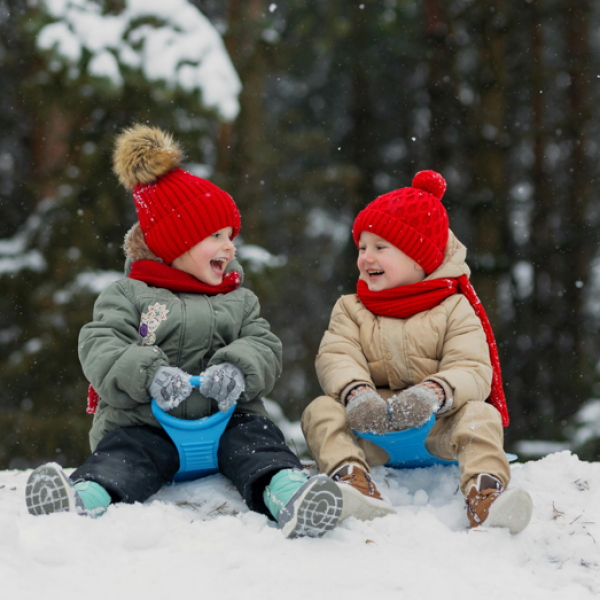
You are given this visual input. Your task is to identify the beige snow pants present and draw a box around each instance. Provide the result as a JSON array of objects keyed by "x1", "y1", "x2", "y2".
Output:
[{"x1": 301, "y1": 394, "x2": 511, "y2": 495}]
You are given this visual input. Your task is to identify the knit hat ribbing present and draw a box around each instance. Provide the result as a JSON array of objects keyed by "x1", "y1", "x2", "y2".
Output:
[
  {"x1": 352, "y1": 170, "x2": 449, "y2": 275},
  {"x1": 113, "y1": 125, "x2": 240, "y2": 265}
]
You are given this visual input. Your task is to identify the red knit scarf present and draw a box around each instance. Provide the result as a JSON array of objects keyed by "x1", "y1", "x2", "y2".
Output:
[
  {"x1": 128, "y1": 259, "x2": 241, "y2": 294},
  {"x1": 357, "y1": 277, "x2": 509, "y2": 426},
  {"x1": 86, "y1": 260, "x2": 241, "y2": 413}
]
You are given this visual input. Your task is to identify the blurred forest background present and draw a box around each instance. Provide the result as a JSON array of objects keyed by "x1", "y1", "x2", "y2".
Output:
[{"x1": 1, "y1": 0, "x2": 600, "y2": 469}]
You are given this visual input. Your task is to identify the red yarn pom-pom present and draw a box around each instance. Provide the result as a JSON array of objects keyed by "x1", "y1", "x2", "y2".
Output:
[{"x1": 412, "y1": 170, "x2": 446, "y2": 200}]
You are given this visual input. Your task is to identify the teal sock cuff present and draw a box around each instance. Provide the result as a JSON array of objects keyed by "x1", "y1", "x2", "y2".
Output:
[
  {"x1": 263, "y1": 469, "x2": 308, "y2": 522},
  {"x1": 73, "y1": 481, "x2": 111, "y2": 515}
]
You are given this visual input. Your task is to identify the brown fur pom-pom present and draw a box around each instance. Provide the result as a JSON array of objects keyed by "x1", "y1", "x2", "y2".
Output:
[{"x1": 113, "y1": 124, "x2": 182, "y2": 189}]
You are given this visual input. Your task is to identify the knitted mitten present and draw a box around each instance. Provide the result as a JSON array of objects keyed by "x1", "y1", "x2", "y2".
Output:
[
  {"x1": 200, "y1": 362, "x2": 245, "y2": 412},
  {"x1": 388, "y1": 382, "x2": 445, "y2": 431},
  {"x1": 346, "y1": 386, "x2": 391, "y2": 434},
  {"x1": 150, "y1": 366, "x2": 193, "y2": 411}
]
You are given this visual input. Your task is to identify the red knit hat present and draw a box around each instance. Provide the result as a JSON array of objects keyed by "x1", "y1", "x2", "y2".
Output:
[
  {"x1": 352, "y1": 171, "x2": 449, "y2": 275},
  {"x1": 113, "y1": 125, "x2": 240, "y2": 265}
]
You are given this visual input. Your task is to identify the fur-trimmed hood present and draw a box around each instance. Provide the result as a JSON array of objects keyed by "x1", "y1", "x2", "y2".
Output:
[
  {"x1": 122, "y1": 222, "x2": 244, "y2": 282},
  {"x1": 124, "y1": 222, "x2": 165, "y2": 263}
]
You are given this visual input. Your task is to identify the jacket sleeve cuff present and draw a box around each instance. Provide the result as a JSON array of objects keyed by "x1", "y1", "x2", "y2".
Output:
[
  {"x1": 424, "y1": 377, "x2": 454, "y2": 414},
  {"x1": 340, "y1": 381, "x2": 374, "y2": 406}
]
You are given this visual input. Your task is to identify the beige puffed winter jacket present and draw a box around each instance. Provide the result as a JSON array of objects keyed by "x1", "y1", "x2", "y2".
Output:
[{"x1": 315, "y1": 231, "x2": 492, "y2": 416}]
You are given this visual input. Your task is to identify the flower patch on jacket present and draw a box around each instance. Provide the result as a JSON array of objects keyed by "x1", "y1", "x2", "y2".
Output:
[{"x1": 139, "y1": 303, "x2": 170, "y2": 345}]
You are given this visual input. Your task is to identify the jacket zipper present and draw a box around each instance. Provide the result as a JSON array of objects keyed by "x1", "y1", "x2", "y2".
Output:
[{"x1": 178, "y1": 296, "x2": 187, "y2": 420}]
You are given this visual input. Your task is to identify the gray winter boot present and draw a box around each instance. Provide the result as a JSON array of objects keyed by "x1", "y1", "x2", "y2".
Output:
[
  {"x1": 264, "y1": 469, "x2": 344, "y2": 539},
  {"x1": 26, "y1": 462, "x2": 111, "y2": 517}
]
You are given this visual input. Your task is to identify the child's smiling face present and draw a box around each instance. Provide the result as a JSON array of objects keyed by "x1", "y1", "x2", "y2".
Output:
[
  {"x1": 171, "y1": 227, "x2": 235, "y2": 285},
  {"x1": 357, "y1": 231, "x2": 425, "y2": 291}
]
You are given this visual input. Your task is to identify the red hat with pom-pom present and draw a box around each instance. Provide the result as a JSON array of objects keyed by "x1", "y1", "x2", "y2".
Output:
[
  {"x1": 352, "y1": 170, "x2": 449, "y2": 274},
  {"x1": 113, "y1": 125, "x2": 241, "y2": 265}
]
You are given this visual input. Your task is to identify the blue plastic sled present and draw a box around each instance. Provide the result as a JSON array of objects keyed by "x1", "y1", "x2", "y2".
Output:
[
  {"x1": 151, "y1": 375, "x2": 236, "y2": 482},
  {"x1": 354, "y1": 414, "x2": 517, "y2": 469},
  {"x1": 154, "y1": 378, "x2": 517, "y2": 481}
]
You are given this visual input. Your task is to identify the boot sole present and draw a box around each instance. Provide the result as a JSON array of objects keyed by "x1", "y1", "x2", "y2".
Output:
[
  {"x1": 337, "y1": 480, "x2": 396, "y2": 522},
  {"x1": 280, "y1": 475, "x2": 343, "y2": 539},
  {"x1": 26, "y1": 463, "x2": 80, "y2": 516},
  {"x1": 487, "y1": 488, "x2": 532, "y2": 535}
]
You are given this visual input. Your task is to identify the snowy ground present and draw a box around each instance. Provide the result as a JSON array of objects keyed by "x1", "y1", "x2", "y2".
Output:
[{"x1": 1, "y1": 451, "x2": 599, "y2": 600}]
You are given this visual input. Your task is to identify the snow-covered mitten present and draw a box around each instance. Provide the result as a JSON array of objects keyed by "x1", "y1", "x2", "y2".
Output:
[
  {"x1": 388, "y1": 381, "x2": 445, "y2": 431},
  {"x1": 150, "y1": 366, "x2": 193, "y2": 411},
  {"x1": 346, "y1": 386, "x2": 391, "y2": 434},
  {"x1": 200, "y1": 362, "x2": 245, "y2": 412}
]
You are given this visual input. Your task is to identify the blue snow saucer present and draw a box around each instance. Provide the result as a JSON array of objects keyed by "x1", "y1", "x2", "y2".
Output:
[
  {"x1": 354, "y1": 414, "x2": 517, "y2": 469},
  {"x1": 151, "y1": 375, "x2": 235, "y2": 482}
]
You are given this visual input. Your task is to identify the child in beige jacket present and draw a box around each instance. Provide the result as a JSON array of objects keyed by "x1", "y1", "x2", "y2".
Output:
[{"x1": 302, "y1": 171, "x2": 532, "y2": 534}]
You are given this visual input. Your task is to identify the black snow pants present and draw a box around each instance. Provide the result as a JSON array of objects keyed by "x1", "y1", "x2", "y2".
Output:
[{"x1": 70, "y1": 413, "x2": 302, "y2": 517}]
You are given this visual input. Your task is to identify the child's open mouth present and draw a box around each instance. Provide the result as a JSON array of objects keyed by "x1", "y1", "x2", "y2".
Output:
[
  {"x1": 367, "y1": 269, "x2": 384, "y2": 278},
  {"x1": 210, "y1": 258, "x2": 227, "y2": 274}
]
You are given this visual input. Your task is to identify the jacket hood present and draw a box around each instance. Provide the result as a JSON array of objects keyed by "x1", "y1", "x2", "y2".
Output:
[
  {"x1": 122, "y1": 222, "x2": 245, "y2": 283},
  {"x1": 425, "y1": 229, "x2": 471, "y2": 281}
]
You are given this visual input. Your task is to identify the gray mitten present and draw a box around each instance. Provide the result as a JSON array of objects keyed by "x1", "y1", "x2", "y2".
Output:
[
  {"x1": 345, "y1": 387, "x2": 391, "y2": 434},
  {"x1": 200, "y1": 362, "x2": 245, "y2": 412},
  {"x1": 388, "y1": 382, "x2": 444, "y2": 431},
  {"x1": 150, "y1": 366, "x2": 193, "y2": 411}
]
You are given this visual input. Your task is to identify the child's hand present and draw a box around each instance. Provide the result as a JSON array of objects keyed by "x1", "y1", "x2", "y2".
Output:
[
  {"x1": 388, "y1": 382, "x2": 445, "y2": 430},
  {"x1": 346, "y1": 387, "x2": 391, "y2": 434},
  {"x1": 150, "y1": 366, "x2": 193, "y2": 411},
  {"x1": 200, "y1": 362, "x2": 245, "y2": 412}
]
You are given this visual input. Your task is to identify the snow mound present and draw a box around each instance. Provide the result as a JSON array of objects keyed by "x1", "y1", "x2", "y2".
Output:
[{"x1": 1, "y1": 451, "x2": 599, "y2": 599}]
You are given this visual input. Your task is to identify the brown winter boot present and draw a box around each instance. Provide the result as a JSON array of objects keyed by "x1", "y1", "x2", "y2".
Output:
[
  {"x1": 332, "y1": 465, "x2": 396, "y2": 522},
  {"x1": 466, "y1": 474, "x2": 532, "y2": 535}
]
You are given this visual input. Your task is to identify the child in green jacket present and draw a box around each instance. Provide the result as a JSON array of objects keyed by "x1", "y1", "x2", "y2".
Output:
[{"x1": 25, "y1": 125, "x2": 342, "y2": 538}]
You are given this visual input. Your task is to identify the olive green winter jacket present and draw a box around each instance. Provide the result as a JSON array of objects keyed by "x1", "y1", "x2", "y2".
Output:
[{"x1": 78, "y1": 224, "x2": 281, "y2": 451}]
